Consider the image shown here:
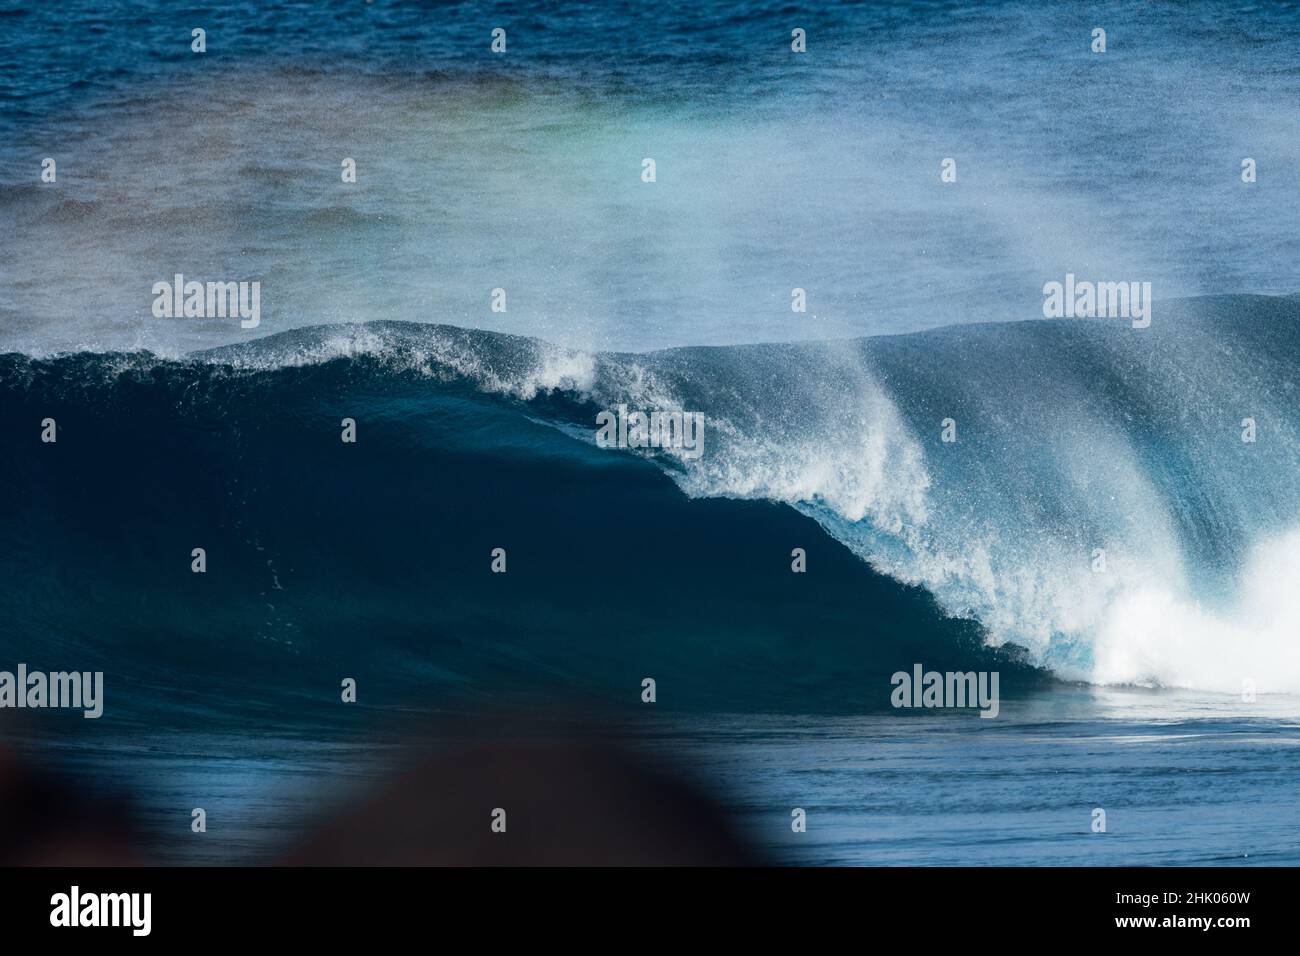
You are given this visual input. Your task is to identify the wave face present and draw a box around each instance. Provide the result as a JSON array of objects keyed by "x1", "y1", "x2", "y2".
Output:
[
  {"x1": 584, "y1": 294, "x2": 1300, "y2": 694},
  {"x1": 2, "y1": 294, "x2": 1299, "y2": 709}
]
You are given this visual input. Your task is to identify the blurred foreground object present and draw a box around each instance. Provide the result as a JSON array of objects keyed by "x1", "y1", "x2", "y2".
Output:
[
  {"x1": 285, "y1": 738, "x2": 759, "y2": 866},
  {"x1": 0, "y1": 743, "x2": 140, "y2": 866}
]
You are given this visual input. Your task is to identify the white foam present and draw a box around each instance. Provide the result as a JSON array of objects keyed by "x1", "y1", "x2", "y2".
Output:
[{"x1": 1091, "y1": 526, "x2": 1300, "y2": 693}]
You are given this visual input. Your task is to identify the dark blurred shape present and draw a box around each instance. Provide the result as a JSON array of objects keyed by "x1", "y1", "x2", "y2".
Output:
[
  {"x1": 0, "y1": 743, "x2": 141, "y2": 866},
  {"x1": 2, "y1": 715, "x2": 763, "y2": 866},
  {"x1": 284, "y1": 737, "x2": 761, "y2": 866}
]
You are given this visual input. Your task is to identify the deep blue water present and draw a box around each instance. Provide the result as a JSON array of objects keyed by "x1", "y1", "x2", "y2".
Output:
[
  {"x1": 2, "y1": 1, "x2": 1299, "y2": 865},
  {"x1": 3, "y1": 305, "x2": 1300, "y2": 864},
  {"x1": 25, "y1": 693, "x2": 1300, "y2": 865}
]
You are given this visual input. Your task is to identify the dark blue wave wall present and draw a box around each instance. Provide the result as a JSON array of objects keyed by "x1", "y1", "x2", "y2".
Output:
[{"x1": 0, "y1": 346, "x2": 1039, "y2": 727}]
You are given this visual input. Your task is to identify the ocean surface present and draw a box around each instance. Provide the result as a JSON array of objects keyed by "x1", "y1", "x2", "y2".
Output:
[
  {"x1": 2, "y1": 0, "x2": 1299, "y2": 865},
  {"x1": 3, "y1": 1, "x2": 1300, "y2": 353},
  {"x1": 18, "y1": 691, "x2": 1300, "y2": 866}
]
